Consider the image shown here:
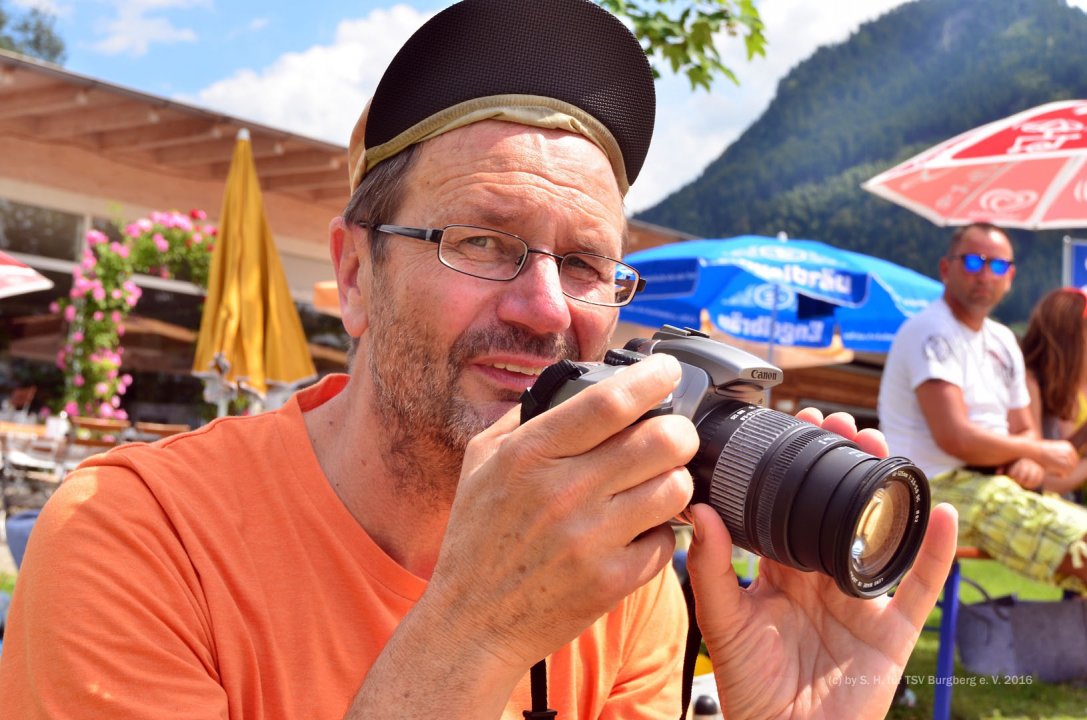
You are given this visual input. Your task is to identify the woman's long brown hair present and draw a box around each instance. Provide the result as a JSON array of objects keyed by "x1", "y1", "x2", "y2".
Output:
[{"x1": 1021, "y1": 287, "x2": 1087, "y2": 421}]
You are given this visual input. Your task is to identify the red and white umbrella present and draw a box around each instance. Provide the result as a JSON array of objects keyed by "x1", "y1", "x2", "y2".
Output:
[
  {"x1": 862, "y1": 100, "x2": 1087, "y2": 230},
  {"x1": 0, "y1": 250, "x2": 53, "y2": 299}
]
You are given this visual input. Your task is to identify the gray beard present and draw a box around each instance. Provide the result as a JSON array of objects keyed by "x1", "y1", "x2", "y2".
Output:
[{"x1": 366, "y1": 272, "x2": 578, "y2": 505}]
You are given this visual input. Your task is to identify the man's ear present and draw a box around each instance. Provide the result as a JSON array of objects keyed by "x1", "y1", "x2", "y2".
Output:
[{"x1": 329, "y1": 216, "x2": 369, "y2": 337}]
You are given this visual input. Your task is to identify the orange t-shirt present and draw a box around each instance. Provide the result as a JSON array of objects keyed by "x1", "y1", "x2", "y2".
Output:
[{"x1": 0, "y1": 375, "x2": 685, "y2": 718}]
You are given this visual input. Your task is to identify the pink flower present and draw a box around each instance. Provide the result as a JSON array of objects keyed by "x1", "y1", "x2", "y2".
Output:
[
  {"x1": 55, "y1": 351, "x2": 67, "y2": 370},
  {"x1": 73, "y1": 374, "x2": 85, "y2": 387},
  {"x1": 153, "y1": 233, "x2": 169, "y2": 253},
  {"x1": 86, "y1": 229, "x2": 108, "y2": 246},
  {"x1": 117, "y1": 325, "x2": 126, "y2": 337},
  {"x1": 111, "y1": 288, "x2": 123, "y2": 300},
  {"x1": 110, "y1": 396, "x2": 121, "y2": 408},
  {"x1": 192, "y1": 233, "x2": 203, "y2": 244},
  {"x1": 64, "y1": 401, "x2": 78, "y2": 416},
  {"x1": 190, "y1": 209, "x2": 207, "y2": 220},
  {"x1": 125, "y1": 223, "x2": 142, "y2": 238},
  {"x1": 93, "y1": 311, "x2": 104, "y2": 321},
  {"x1": 121, "y1": 374, "x2": 133, "y2": 386},
  {"x1": 92, "y1": 286, "x2": 106, "y2": 302},
  {"x1": 49, "y1": 301, "x2": 60, "y2": 313},
  {"x1": 71, "y1": 331, "x2": 84, "y2": 343},
  {"x1": 111, "y1": 311, "x2": 123, "y2": 324},
  {"x1": 95, "y1": 382, "x2": 109, "y2": 397},
  {"x1": 116, "y1": 382, "x2": 126, "y2": 396},
  {"x1": 99, "y1": 402, "x2": 114, "y2": 418},
  {"x1": 115, "y1": 409, "x2": 128, "y2": 421},
  {"x1": 64, "y1": 305, "x2": 76, "y2": 322},
  {"x1": 137, "y1": 218, "x2": 152, "y2": 232}
]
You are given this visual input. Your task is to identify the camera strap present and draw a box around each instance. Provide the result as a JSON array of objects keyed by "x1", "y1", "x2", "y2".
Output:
[
  {"x1": 524, "y1": 573, "x2": 701, "y2": 720},
  {"x1": 524, "y1": 659, "x2": 557, "y2": 719}
]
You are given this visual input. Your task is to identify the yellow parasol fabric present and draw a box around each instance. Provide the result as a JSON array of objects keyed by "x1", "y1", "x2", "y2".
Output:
[{"x1": 193, "y1": 129, "x2": 317, "y2": 408}]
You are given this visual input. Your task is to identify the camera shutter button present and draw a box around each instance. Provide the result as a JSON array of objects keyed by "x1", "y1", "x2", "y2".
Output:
[{"x1": 604, "y1": 348, "x2": 645, "y2": 366}]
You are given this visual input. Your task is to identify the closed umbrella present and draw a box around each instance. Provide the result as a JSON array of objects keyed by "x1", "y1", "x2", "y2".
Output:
[
  {"x1": 192, "y1": 129, "x2": 317, "y2": 414},
  {"x1": 620, "y1": 236, "x2": 942, "y2": 356},
  {"x1": 0, "y1": 250, "x2": 53, "y2": 299},
  {"x1": 862, "y1": 100, "x2": 1087, "y2": 229}
]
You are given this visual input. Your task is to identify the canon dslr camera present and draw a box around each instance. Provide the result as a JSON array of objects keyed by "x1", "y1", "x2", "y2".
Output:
[{"x1": 520, "y1": 325, "x2": 929, "y2": 598}]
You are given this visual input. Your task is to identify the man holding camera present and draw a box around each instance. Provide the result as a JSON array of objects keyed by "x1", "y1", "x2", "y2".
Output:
[
  {"x1": 880, "y1": 222, "x2": 1087, "y2": 592},
  {"x1": 0, "y1": 1, "x2": 956, "y2": 717}
]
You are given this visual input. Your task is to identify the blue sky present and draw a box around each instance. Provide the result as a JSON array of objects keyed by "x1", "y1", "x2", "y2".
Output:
[{"x1": 15, "y1": 0, "x2": 1087, "y2": 213}]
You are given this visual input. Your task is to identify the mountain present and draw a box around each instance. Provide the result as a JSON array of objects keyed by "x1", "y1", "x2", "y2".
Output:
[{"x1": 636, "y1": 0, "x2": 1087, "y2": 324}]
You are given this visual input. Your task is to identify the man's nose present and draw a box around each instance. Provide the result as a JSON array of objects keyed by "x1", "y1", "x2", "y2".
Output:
[{"x1": 495, "y1": 253, "x2": 572, "y2": 335}]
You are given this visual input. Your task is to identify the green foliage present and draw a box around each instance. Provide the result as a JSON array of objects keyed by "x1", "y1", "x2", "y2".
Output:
[
  {"x1": 0, "y1": 1, "x2": 65, "y2": 63},
  {"x1": 600, "y1": 0, "x2": 766, "y2": 90},
  {"x1": 637, "y1": 0, "x2": 1087, "y2": 322}
]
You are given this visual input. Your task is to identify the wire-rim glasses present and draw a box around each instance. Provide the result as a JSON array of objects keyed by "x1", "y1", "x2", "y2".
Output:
[
  {"x1": 358, "y1": 222, "x2": 645, "y2": 307},
  {"x1": 950, "y1": 253, "x2": 1014, "y2": 276}
]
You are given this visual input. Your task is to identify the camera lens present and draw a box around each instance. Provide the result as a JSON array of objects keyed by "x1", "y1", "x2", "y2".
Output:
[{"x1": 688, "y1": 402, "x2": 929, "y2": 598}]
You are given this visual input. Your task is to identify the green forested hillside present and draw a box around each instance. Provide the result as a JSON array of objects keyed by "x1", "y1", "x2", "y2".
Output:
[{"x1": 636, "y1": 0, "x2": 1087, "y2": 323}]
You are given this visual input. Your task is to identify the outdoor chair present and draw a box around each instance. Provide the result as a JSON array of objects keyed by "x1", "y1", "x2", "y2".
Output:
[
  {"x1": 59, "y1": 416, "x2": 132, "y2": 473},
  {"x1": 928, "y1": 546, "x2": 991, "y2": 720},
  {"x1": 1, "y1": 386, "x2": 36, "y2": 423},
  {"x1": 1, "y1": 442, "x2": 64, "y2": 516},
  {"x1": 133, "y1": 421, "x2": 191, "y2": 440}
]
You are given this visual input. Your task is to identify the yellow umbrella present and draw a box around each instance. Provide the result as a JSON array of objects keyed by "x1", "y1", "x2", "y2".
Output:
[{"x1": 193, "y1": 128, "x2": 317, "y2": 414}]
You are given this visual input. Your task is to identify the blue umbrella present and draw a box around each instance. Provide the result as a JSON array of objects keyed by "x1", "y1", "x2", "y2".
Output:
[{"x1": 620, "y1": 235, "x2": 942, "y2": 353}]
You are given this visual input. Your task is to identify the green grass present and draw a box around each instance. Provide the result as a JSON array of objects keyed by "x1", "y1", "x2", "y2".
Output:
[
  {"x1": 0, "y1": 572, "x2": 14, "y2": 595},
  {"x1": 886, "y1": 559, "x2": 1087, "y2": 720}
]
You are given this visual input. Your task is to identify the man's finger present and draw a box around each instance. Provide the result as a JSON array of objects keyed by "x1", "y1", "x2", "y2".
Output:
[
  {"x1": 889, "y1": 503, "x2": 958, "y2": 629},
  {"x1": 517, "y1": 354, "x2": 683, "y2": 459}
]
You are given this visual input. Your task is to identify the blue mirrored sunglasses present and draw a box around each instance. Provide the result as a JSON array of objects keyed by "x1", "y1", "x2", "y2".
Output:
[{"x1": 952, "y1": 253, "x2": 1014, "y2": 276}]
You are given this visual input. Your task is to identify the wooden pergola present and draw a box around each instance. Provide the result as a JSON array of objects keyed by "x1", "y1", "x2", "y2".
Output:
[{"x1": 0, "y1": 49, "x2": 348, "y2": 214}]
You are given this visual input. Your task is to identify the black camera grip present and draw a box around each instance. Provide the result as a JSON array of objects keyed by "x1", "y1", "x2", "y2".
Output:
[{"x1": 519, "y1": 360, "x2": 586, "y2": 424}]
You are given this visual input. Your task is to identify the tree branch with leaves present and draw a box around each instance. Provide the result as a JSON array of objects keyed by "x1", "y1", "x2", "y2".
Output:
[{"x1": 600, "y1": 0, "x2": 766, "y2": 91}]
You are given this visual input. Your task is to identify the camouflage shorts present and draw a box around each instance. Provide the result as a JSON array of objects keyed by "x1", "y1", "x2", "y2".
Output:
[{"x1": 932, "y1": 469, "x2": 1087, "y2": 593}]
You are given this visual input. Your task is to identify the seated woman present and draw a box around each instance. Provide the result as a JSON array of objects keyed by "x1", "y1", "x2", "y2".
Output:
[{"x1": 1021, "y1": 287, "x2": 1087, "y2": 497}]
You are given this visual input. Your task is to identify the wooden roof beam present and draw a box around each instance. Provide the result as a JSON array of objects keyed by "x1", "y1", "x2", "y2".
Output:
[
  {"x1": 155, "y1": 136, "x2": 289, "y2": 166},
  {"x1": 210, "y1": 149, "x2": 343, "y2": 178},
  {"x1": 0, "y1": 83, "x2": 95, "y2": 121},
  {"x1": 36, "y1": 102, "x2": 181, "y2": 139},
  {"x1": 262, "y1": 170, "x2": 344, "y2": 192},
  {"x1": 96, "y1": 118, "x2": 230, "y2": 152}
]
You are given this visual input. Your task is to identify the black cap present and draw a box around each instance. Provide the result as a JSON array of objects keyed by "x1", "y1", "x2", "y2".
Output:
[{"x1": 349, "y1": 0, "x2": 655, "y2": 195}]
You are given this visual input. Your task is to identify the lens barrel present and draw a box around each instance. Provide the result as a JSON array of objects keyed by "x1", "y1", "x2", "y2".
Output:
[{"x1": 688, "y1": 402, "x2": 929, "y2": 598}]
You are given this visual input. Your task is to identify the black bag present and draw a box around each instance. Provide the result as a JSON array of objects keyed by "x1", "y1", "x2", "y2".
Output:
[{"x1": 955, "y1": 582, "x2": 1087, "y2": 683}]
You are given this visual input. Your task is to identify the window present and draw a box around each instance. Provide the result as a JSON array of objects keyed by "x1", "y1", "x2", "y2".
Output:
[{"x1": 0, "y1": 198, "x2": 82, "y2": 260}]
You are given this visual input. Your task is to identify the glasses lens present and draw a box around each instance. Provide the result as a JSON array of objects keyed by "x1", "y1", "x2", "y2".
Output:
[
  {"x1": 560, "y1": 253, "x2": 639, "y2": 306},
  {"x1": 960, "y1": 254, "x2": 984, "y2": 273},
  {"x1": 439, "y1": 226, "x2": 526, "y2": 280},
  {"x1": 989, "y1": 258, "x2": 1011, "y2": 276}
]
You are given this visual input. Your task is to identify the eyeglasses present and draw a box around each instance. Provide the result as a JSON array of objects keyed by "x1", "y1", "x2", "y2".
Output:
[
  {"x1": 357, "y1": 223, "x2": 646, "y2": 307},
  {"x1": 950, "y1": 253, "x2": 1015, "y2": 276}
]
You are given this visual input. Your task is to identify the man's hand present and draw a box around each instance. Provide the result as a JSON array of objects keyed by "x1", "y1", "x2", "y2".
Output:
[
  {"x1": 686, "y1": 409, "x2": 958, "y2": 720},
  {"x1": 1034, "y1": 439, "x2": 1078, "y2": 477},
  {"x1": 1005, "y1": 457, "x2": 1045, "y2": 490},
  {"x1": 431, "y1": 354, "x2": 699, "y2": 674}
]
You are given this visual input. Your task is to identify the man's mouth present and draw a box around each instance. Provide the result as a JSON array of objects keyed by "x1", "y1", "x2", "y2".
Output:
[{"x1": 489, "y1": 361, "x2": 546, "y2": 377}]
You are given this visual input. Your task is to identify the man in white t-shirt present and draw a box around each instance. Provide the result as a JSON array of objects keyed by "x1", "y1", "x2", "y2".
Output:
[{"x1": 880, "y1": 222, "x2": 1087, "y2": 591}]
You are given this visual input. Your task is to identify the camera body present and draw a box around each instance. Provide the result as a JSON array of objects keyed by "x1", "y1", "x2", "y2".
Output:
[
  {"x1": 521, "y1": 325, "x2": 782, "y2": 424},
  {"x1": 521, "y1": 325, "x2": 929, "y2": 598}
]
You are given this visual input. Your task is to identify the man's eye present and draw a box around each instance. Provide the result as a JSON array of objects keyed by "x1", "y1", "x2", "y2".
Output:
[{"x1": 464, "y1": 234, "x2": 496, "y2": 249}]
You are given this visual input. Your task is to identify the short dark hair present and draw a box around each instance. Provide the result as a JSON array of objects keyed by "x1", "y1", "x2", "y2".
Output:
[
  {"x1": 342, "y1": 143, "x2": 421, "y2": 266},
  {"x1": 948, "y1": 222, "x2": 1011, "y2": 256},
  {"x1": 340, "y1": 144, "x2": 421, "y2": 366}
]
